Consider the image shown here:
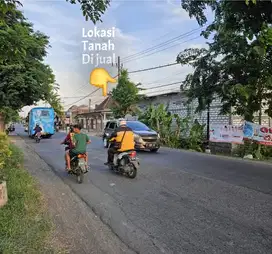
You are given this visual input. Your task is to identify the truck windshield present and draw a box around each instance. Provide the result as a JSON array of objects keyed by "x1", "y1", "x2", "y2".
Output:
[{"x1": 126, "y1": 121, "x2": 150, "y2": 131}]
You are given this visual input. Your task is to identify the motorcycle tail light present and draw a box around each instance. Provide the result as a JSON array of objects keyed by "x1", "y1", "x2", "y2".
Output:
[{"x1": 129, "y1": 151, "x2": 136, "y2": 158}]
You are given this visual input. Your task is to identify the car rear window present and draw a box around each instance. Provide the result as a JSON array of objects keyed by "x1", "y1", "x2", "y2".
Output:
[
  {"x1": 126, "y1": 121, "x2": 150, "y2": 131},
  {"x1": 109, "y1": 122, "x2": 116, "y2": 129}
]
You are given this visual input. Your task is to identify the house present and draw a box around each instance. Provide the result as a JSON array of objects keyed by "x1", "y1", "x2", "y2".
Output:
[
  {"x1": 75, "y1": 96, "x2": 114, "y2": 131},
  {"x1": 66, "y1": 105, "x2": 89, "y2": 125}
]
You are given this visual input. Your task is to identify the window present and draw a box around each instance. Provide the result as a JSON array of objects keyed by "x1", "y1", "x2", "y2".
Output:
[
  {"x1": 105, "y1": 122, "x2": 110, "y2": 129},
  {"x1": 126, "y1": 121, "x2": 150, "y2": 131},
  {"x1": 109, "y1": 122, "x2": 116, "y2": 129},
  {"x1": 41, "y1": 110, "x2": 49, "y2": 117}
]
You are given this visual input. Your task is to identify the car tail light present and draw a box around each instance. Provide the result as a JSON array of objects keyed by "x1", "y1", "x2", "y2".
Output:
[{"x1": 129, "y1": 151, "x2": 136, "y2": 158}]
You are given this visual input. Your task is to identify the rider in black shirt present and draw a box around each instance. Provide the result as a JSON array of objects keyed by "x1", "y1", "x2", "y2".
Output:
[{"x1": 33, "y1": 124, "x2": 42, "y2": 136}]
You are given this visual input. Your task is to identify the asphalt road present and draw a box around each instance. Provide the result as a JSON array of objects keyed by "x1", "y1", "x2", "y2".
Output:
[{"x1": 17, "y1": 126, "x2": 272, "y2": 254}]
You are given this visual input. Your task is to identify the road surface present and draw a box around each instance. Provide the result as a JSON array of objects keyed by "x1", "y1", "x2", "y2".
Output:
[{"x1": 17, "y1": 127, "x2": 272, "y2": 254}]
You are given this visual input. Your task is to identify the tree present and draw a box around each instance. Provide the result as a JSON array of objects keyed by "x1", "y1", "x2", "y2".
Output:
[
  {"x1": 2, "y1": 0, "x2": 110, "y2": 24},
  {"x1": 67, "y1": 0, "x2": 110, "y2": 23},
  {"x1": 0, "y1": 3, "x2": 63, "y2": 117},
  {"x1": 110, "y1": 70, "x2": 144, "y2": 118},
  {"x1": 179, "y1": 0, "x2": 272, "y2": 122},
  {"x1": 177, "y1": 48, "x2": 220, "y2": 139},
  {"x1": 45, "y1": 83, "x2": 64, "y2": 117},
  {"x1": 0, "y1": 107, "x2": 19, "y2": 124}
]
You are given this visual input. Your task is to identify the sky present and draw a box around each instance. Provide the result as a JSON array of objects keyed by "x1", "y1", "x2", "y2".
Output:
[{"x1": 19, "y1": 0, "x2": 212, "y2": 116}]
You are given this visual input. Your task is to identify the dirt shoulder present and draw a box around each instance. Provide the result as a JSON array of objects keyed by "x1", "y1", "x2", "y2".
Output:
[{"x1": 12, "y1": 136, "x2": 134, "y2": 254}]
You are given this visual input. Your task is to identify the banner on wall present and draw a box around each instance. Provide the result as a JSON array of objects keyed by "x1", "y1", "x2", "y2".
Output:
[
  {"x1": 209, "y1": 124, "x2": 244, "y2": 144},
  {"x1": 243, "y1": 121, "x2": 272, "y2": 146}
]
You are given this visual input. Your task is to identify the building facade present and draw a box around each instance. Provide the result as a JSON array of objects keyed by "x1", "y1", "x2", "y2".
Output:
[
  {"x1": 138, "y1": 91, "x2": 272, "y2": 127},
  {"x1": 74, "y1": 96, "x2": 114, "y2": 131},
  {"x1": 138, "y1": 92, "x2": 230, "y2": 126}
]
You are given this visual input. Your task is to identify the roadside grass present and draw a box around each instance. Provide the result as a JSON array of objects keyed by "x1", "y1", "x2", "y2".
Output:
[{"x1": 0, "y1": 144, "x2": 61, "y2": 253}]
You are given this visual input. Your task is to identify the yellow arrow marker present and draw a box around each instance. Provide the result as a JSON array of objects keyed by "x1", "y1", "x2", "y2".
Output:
[{"x1": 90, "y1": 68, "x2": 117, "y2": 96}]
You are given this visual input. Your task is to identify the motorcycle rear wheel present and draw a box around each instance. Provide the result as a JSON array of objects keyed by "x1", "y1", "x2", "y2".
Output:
[
  {"x1": 127, "y1": 164, "x2": 137, "y2": 179},
  {"x1": 77, "y1": 171, "x2": 84, "y2": 184}
]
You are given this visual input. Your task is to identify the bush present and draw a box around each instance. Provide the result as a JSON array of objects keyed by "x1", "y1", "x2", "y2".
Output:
[
  {"x1": 0, "y1": 144, "x2": 56, "y2": 253},
  {"x1": 139, "y1": 104, "x2": 206, "y2": 151},
  {"x1": 232, "y1": 140, "x2": 272, "y2": 160},
  {"x1": 0, "y1": 132, "x2": 12, "y2": 179}
]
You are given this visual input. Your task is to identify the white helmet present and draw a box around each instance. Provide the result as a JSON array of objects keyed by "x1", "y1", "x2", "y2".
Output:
[{"x1": 119, "y1": 118, "x2": 127, "y2": 126}]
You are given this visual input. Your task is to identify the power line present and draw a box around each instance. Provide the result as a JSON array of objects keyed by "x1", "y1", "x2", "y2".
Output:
[
  {"x1": 144, "y1": 70, "x2": 186, "y2": 85},
  {"x1": 141, "y1": 81, "x2": 182, "y2": 90},
  {"x1": 62, "y1": 96, "x2": 88, "y2": 99},
  {"x1": 124, "y1": 35, "x2": 201, "y2": 64},
  {"x1": 122, "y1": 27, "x2": 202, "y2": 62},
  {"x1": 63, "y1": 74, "x2": 119, "y2": 108},
  {"x1": 128, "y1": 62, "x2": 179, "y2": 74},
  {"x1": 63, "y1": 88, "x2": 100, "y2": 108}
]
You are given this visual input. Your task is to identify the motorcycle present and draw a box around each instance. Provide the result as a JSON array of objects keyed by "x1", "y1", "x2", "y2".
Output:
[
  {"x1": 34, "y1": 132, "x2": 42, "y2": 143},
  {"x1": 108, "y1": 145, "x2": 139, "y2": 179},
  {"x1": 63, "y1": 142, "x2": 87, "y2": 184},
  {"x1": 6, "y1": 124, "x2": 15, "y2": 134}
]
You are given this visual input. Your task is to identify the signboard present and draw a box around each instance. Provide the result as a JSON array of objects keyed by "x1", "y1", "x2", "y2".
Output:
[
  {"x1": 243, "y1": 121, "x2": 272, "y2": 146},
  {"x1": 209, "y1": 124, "x2": 244, "y2": 144}
]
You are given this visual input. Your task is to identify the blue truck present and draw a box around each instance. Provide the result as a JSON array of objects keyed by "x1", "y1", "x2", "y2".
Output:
[{"x1": 28, "y1": 107, "x2": 55, "y2": 138}]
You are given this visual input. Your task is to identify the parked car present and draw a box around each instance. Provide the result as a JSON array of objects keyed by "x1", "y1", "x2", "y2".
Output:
[{"x1": 102, "y1": 119, "x2": 160, "y2": 152}]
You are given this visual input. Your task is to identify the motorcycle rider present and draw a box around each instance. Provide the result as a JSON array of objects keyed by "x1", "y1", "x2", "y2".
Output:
[
  {"x1": 33, "y1": 124, "x2": 42, "y2": 137},
  {"x1": 66, "y1": 124, "x2": 90, "y2": 172},
  {"x1": 104, "y1": 119, "x2": 135, "y2": 165},
  {"x1": 61, "y1": 126, "x2": 75, "y2": 168}
]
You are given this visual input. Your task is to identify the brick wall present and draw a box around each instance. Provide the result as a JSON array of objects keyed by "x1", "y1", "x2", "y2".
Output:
[
  {"x1": 138, "y1": 92, "x2": 272, "y2": 155},
  {"x1": 138, "y1": 93, "x2": 230, "y2": 126},
  {"x1": 139, "y1": 93, "x2": 272, "y2": 127}
]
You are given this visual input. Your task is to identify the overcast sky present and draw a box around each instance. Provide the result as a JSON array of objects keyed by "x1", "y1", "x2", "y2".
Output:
[{"x1": 19, "y1": 0, "x2": 212, "y2": 116}]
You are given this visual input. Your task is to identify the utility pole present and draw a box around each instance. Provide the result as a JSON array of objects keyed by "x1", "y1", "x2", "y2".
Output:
[
  {"x1": 89, "y1": 99, "x2": 91, "y2": 112},
  {"x1": 87, "y1": 99, "x2": 91, "y2": 132},
  {"x1": 117, "y1": 56, "x2": 121, "y2": 81}
]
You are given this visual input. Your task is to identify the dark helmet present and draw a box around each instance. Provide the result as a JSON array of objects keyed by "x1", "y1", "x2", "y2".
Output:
[{"x1": 69, "y1": 126, "x2": 74, "y2": 132}]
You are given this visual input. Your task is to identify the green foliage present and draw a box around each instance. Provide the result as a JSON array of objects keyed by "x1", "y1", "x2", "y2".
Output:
[
  {"x1": 187, "y1": 122, "x2": 205, "y2": 152},
  {"x1": 139, "y1": 104, "x2": 205, "y2": 151},
  {"x1": 0, "y1": 107, "x2": 19, "y2": 124},
  {"x1": 0, "y1": 144, "x2": 56, "y2": 253},
  {"x1": 67, "y1": 0, "x2": 110, "y2": 23},
  {"x1": 0, "y1": 132, "x2": 11, "y2": 172},
  {"x1": 232, "y1": 140, "x2": 272, "y2": 160},
  {"x1": 111, "y1": 70, "x2": 144, "y2": 118},
  {"x1": 177, "y1": 48, "x2": 219, "y2": 113},
  {"x1": 179, "y1": 0, "x2": 272, "y2": 122},
  {"x1": 0, "y1": 2, "x2": 63, "y2": 117},
  {"x1": 2, "y1": 0, "x2": 110, "y2": 24},
  {"x1": 45, "y1": 83, "x2": 64, "y2": 116}
]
